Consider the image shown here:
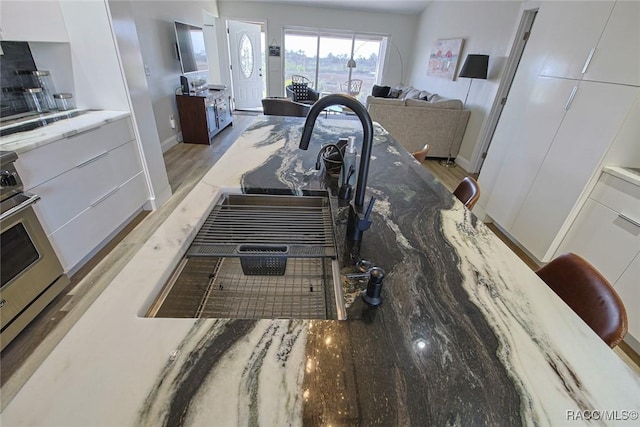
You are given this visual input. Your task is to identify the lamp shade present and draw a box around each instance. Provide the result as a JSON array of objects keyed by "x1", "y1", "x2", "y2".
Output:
[
  {"x1": 458, "y1": 54, "x2": 489, "y2": 79},
  {"x1": 346, "y1": 58, "x2": 357, "y2": 68}
]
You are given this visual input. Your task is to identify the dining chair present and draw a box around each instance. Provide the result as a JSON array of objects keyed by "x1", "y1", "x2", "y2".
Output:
[
  {"x1": 340, "y1": 79, "x2": 363, "y2": 97},
  {"x1": 536, "y1": 253, "x2": 627, "y2": 348},
  {"x1": 291, "y1": 75, "x2": 312, "y2": 86},
  {"x1": 412, "y1": 144, "x2": 431, "y2": 162},
  {"x1": 453, "y1": 176, "x2": 480, "y2": 210}
]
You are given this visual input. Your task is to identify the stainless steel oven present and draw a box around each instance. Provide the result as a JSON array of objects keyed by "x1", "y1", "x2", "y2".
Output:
[{"x1": 0, "y1": 150, "x2": 69, "y2": 351}]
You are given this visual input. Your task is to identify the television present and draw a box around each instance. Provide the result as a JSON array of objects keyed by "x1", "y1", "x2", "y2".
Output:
[{"x1": 174, "y1": 21, "x2": 208, "y2": 74}]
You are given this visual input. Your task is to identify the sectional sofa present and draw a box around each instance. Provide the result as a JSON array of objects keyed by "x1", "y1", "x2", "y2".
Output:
[{"x1": 366, "y1": 87, "x2": 471, "y2": 158}]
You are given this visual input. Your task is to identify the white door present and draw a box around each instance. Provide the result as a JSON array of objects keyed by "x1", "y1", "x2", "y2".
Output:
[{"x1": 228, "y1": 21, "x2": 263, "y2": 110}]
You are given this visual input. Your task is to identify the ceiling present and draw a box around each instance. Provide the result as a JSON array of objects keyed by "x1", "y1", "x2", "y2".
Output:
[{"x1": 260, "y1": 0, "x2": 432, "y2": 15}]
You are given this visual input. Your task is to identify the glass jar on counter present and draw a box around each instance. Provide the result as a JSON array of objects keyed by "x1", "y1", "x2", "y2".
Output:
[
  {"x1": 31, "y1": 70, "x2": 57, "y2": 111},
  {"x1": 23, "y1": 87, "x2": 47, "y2": 113},
  {"x1": 53, "y1": 93, "x2": 75, "y2": 111}
]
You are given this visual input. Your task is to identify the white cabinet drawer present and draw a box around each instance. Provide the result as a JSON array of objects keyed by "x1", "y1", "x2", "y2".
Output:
[
  {"x1": 32, "y1": 140, "x2": 143, "y2": 235},
  {"x1": 50, "y1": 172, "x2": 148, "y2": 273},
  {"x1": 591, "y1": 172, "x2": 640, "y2": 221},
  {"x1": 17, "y1": 117, "x2": 134, "y2": 190},
  {"x1": 614, "y1": 254, "x2": 640, "y2": 351},
  {"x1": 556, "y1": 198, "x2": 640, "y2": 284}
]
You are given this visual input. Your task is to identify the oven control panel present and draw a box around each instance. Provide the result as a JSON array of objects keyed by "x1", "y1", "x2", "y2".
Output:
[{"x1": 0, "y1": 151, "x2": 23, "y2": 202}]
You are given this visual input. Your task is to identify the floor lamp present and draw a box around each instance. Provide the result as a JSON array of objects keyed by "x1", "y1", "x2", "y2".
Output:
[{"x1": 441, "y1": 54, "x2": 489, "y2": 168}]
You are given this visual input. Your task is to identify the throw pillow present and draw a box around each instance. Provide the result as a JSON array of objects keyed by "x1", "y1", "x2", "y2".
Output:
[
  {"x1": 419, "y1": 90, "x2": 433, "y2": 100},
  {"x1": 291, "y1": 82, "x2": 309, "y2": 101},
  {"x1": 372, "y1": 85, "x2": 391, "y2": 98},
  {"x1": 388, "y1": 88, "x2": 402, "y2": 98},
  {"x1": 403, "y1": 88, "x2": 422, "y2": 100}
]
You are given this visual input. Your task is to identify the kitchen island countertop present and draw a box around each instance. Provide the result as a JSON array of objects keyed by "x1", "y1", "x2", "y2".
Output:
[{"x1": 1, "y1": 116, "x2": 639, "y2": 426}]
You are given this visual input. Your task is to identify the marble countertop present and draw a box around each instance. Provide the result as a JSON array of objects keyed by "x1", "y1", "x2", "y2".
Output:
[
  {"x1": 0, "y1": 110, "x2": 130, "y2": 154},
  {"x1": 603, "y1": 166, "x2": 640, "y2": 187},
  {"x1": 2, "y1": 116, "x2": 639, "y2": 426}
]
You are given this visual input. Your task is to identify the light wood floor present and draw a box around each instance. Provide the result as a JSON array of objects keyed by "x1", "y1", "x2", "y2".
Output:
[{"x1": 2, "y1": 120, "x2": 638, "y2": 405}]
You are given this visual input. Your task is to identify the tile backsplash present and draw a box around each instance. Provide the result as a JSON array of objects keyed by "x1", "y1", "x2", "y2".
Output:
[{"x1": 1, "y1": 41, "x2": 38, "y2": 117}]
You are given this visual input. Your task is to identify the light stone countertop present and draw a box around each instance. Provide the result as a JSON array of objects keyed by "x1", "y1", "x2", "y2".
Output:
[
  {"x1": 1, "y1": 116, "x2": 639, "y2": 426},
  {"x1": 0, "y1": 110, "x2": 130, "y2": 154}
]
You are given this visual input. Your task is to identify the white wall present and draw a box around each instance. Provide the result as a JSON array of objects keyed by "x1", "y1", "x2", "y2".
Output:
[
  {"x1": 108, "y1": 0, "x2": 172, "y2": 209},
  {"x1": 216, "y1": 1, "x2": 419, "y2": 98},
  {"x1": 408, "y1": 1, "x2": 523, "y2": 171},
  {"x1": 124, "y1": 1, "x2": 219, "y2": 150}
]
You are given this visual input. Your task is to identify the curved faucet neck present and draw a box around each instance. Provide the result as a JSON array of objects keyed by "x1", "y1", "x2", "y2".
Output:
[{"x1": 299, "y1": 94, "x2": 374, "y2": 208}]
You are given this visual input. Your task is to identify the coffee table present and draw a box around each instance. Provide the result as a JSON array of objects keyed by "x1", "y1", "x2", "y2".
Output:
[{"x1": 323, "y1": 105, "x2": 343, "y2": 118}]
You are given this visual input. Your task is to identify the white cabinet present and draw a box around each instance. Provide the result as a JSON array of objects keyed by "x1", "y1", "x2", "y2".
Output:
[
  {"x1": 555, "y1": 170, "x2": 640, "y2": 351},
  {"x1": 583, "y1": 1, "x2": 640, "y2": 87},
  {"x1": 31, "y1": 141, "x2": 142, "y2": 236},
  {"x1": 0, "y1": 1, "x2": 68, "y2": 42},
  {"x1": 49, "y1": 172, "x2": 147, "y2": 272},
  {"x1": 556, "y1": 170, "x2": 640, "y2": 282},
  {"x1": 485, "y1": 77, "x2": 577, "y2": 229},
  {"x1": 614, "y1": 253, "x2": 640, "y2": 354},
  {"x1": 556, "y1": 198, "x2": 640, "y2": 284},
  {"x1": 17, "y1": 118, "x2": 135, "y2": 190},
  {"x1": 510, "y1": 82, "x2": 639, "y2": 260},
  {"x1": 537, "y1": 1, "x2": 614, "y2": 80},
  {"x1": 16, "y1": 116, "x2": 148, "y2": 274},
  {"x1": 481, "y1": 1, "x2": 640, "y2": 262}
]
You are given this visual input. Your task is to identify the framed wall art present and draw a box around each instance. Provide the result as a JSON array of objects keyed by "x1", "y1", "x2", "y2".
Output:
[{"x1": 427, "y1": 38, "x2": 464, "y2": 80}]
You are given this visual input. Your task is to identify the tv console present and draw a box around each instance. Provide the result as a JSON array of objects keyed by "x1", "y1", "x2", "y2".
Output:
[{"x1": 176, "y1": 88, "x2": 233, "y2": 144}]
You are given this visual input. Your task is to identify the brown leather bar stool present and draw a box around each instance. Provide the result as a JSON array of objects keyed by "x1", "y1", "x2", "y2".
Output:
[
  {"x1": 412, "y1": 144, "x2": 431, "y2": 162},
  {"x1": 453, "y1": 176, "x2": 480, "y2": 210},
  {"x1": 536, "y1": 253, "x2": 628, "y2": 348}
]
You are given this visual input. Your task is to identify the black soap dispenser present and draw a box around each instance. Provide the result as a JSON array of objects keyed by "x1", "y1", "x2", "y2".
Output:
[{"x1": 362, "y1": 267, "x2": 385, "y2": 306}]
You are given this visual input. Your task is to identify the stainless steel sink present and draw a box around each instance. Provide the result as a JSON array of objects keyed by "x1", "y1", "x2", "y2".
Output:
[{"x1": 145, "y1": 192, "x2": 345, "y2": 320}]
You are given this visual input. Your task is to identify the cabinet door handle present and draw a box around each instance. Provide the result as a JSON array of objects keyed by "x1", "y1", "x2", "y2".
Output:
[
  {"x1": 63, "y1": 125, "x2": 102, "y2": 139},
  {"x1": 76, "y1": 151, "x2": 108, "y2": 168},
  {"x1": 90, "y1": 186, "x2": 119, "y2": 207},
  {"x1": 618, "y1": 213, "x2": 640, "y2": 228},
  {"x1": 564, "y1": 86, "x2": 578, "y2": 111},
  {"x1": 581, "y1": 47, "x2": 596, "y2": 74}
]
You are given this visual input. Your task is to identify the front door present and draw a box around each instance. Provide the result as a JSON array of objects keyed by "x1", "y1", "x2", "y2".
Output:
[{"x1": 228, "y1": 20, "x2": 263, "y2": 110}]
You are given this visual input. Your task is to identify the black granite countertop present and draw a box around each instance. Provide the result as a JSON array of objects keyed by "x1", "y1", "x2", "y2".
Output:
[{"x1": 3, "y1": 116, "x2": 639, "y2": 426}]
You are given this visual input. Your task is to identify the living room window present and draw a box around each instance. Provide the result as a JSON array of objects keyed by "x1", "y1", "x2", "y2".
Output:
[{"x1": 284, "y1": 28, "x2": 384, "y2": 103}]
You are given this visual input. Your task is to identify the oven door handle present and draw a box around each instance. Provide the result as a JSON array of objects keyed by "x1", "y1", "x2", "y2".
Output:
[{"x1": 0, "y1": 193, "x2": 40, "y2": 222}]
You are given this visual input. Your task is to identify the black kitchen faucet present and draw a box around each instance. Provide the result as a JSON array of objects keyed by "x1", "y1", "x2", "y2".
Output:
[{"x1": 298, "y1": 94, "x2": 376, "y2": 242}]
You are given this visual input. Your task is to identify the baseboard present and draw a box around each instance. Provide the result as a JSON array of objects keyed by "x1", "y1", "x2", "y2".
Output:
[
  {"x1": 65, "y1": 208, "x2": 144, "y2": 277},
  {"x1": 454, "y1": 154, "x2": 472, "y2": 172},
  {"x1": 144, "y1": 185, "x2": 172, "y2": 211},
  {"x1": 161, "y1": 134, "x2": 180, "y2": 153}
]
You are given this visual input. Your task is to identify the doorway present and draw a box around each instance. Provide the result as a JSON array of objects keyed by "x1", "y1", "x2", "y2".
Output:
[
  {"x1": 472, "y1": 9, "x2": 538, "y2": 173},
  {"x1": 227, "y1": 20, "x2": 266, "y2": 111}
]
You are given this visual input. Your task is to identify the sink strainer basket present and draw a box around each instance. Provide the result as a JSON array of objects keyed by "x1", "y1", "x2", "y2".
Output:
[{"x1": 238, "y1": 244, "x2": 288, "y2": 276}]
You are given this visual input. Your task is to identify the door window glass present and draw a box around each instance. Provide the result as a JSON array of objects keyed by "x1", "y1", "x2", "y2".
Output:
[{"x1": 239, "y1": 34, "x2": 254, "y2": 78}]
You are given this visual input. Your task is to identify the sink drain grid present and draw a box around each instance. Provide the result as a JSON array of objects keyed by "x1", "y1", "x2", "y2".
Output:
[
  {"x1": 200, "y1": 257, "x2": 331, "y2": 319},
  {"x1": 150, "y1": 256, "x2": 334, "y2": 319}
]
